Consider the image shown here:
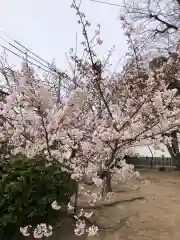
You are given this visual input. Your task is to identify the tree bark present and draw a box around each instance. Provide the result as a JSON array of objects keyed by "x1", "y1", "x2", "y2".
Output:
[
  {"x1": 171, "y1": 154, "x2": 180, "y2": 170},
  {"x1": 101, "y1": 170, "x2": 112, "y2": 196},
  {"x1": 73, "y1": 182, "x2": 79, "y2": 215},
  {"x1": 166, "y1": 130, "x2": 180, "y2": 169},
  {"x1": 105, "y1": 171, "x2": 112, "y2": 192}
]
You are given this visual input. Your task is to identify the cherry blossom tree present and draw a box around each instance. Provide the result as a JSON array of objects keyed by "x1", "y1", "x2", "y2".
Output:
[
  {"x1": 118, "y1": 14, "x2": 180, "y2": 169},
  {"x1": 119, "y1": 0, "x2": 180, "y2": 55},
  {"x1": 68, "y1": 0, "x2": 180, "y2": 182},
  {"x1": 1, "y1": 1, "x2": 180, "y2": 238}
]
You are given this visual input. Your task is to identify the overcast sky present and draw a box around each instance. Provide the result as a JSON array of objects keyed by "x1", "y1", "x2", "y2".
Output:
[
  {"x1": 0, "y1": 0, "x2": 170, "y2": 157},
  {"x1": 0, "y1": 0, "x2": 128, "y2": 71}
]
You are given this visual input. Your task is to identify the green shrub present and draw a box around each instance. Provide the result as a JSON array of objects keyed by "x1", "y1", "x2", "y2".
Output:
[{"x1": 0, "y1": 154, "x2": 75, "y2": 240}]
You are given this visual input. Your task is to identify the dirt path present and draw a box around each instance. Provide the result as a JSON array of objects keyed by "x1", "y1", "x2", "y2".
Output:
[
  {"x1": 50, "y1": 170, "x2": 180, "y2": 240},
  {"x1": 89, "y1": 170, "x2": 180, "y2": 240}
]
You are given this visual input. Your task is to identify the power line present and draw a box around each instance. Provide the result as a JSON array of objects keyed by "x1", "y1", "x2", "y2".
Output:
[
  {"x1": 0, "y1": 43, "x2": 71, "y2": 91},
  {"x1": 0, "y1": 35, "x2": 54, "y2": 73},
  {"x1": 89, "y1": 0, "x2": 123, "y2": 7},
  {"x1": 0, "y1": 29, "x2": 61, "y2": 75},
  {"x1": 0, "y1": 44, "x2": 53, "y2": 75},
  {"x1": 0, "y1": 29, "x2": 55, "y2": 70},
  {"x1": 0, "y1": 29, "x2": 78, "y2": 94}
]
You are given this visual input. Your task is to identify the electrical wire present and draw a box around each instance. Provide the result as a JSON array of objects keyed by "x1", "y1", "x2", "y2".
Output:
[
  {"x1": 0, "y1": 29, "x2": 55, "y2": 69},
  {"x1": 0, "y1": 30, "x2": 72, "y2": 92},
  {"x1": 89, "y1": 0, "x2": 123, "y2": 7},
  {"x1": 0, "y1": 29, "x2": 61, "y2": 75}
]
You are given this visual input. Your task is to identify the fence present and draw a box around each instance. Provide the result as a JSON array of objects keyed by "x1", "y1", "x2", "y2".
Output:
[{"x1": 126, "y1": 156, "x2": 175, "y2": 168}]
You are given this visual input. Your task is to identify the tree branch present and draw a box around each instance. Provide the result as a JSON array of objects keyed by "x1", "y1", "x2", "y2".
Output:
[{"x1": 150, "y1": 14, "x2": 178, "y2": 31}]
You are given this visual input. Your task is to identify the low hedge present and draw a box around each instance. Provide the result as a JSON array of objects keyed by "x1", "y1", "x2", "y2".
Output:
[{"x1": 0, "y1": 155, "x2": 75, "y2": 239}]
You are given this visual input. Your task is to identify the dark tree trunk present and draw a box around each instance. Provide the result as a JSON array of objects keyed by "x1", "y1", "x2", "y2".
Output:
[
  {"x1": 73, "y1": 183, "x2": 79, "y2": 215},
  {"x1": 105, "y1": 171, "x2": 112, "y2": 193},
  {"x1": 166, "y1": 130, "x2": 180, "y2": 169},
  {"x1": 171, "y1": 155, "x2": 180, "y2": 170},
  {"x1": 101, "y1": 170, "x2": 112, "y2": 196}
]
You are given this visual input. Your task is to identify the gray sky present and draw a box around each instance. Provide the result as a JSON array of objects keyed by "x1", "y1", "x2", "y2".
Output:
[
  {"x1": 0, "y1": 0, "x2": 127, "y2": 71},
  {"x1": 0, "y1": 0, "x2": 170, "y2": 157}
]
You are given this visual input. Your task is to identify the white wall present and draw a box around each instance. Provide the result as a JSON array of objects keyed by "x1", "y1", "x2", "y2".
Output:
[{"x1": 136, "y1": 146, "x2": 170, "y2": 157}]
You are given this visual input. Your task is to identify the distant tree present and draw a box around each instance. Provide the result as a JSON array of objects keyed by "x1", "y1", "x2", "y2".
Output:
[{"x1": 120, "y1": 0, "x2": 180, "y2": 54}]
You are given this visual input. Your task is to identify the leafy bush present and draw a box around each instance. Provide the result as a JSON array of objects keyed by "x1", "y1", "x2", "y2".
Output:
[{"x1": 0, "y1": 155, "x2": 75, "y2": 240}]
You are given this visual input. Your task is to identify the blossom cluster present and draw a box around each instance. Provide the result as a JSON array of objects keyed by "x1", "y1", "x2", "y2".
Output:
[{"x1": 20, "y1": 224, "x2": 53, "y2": 238}]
